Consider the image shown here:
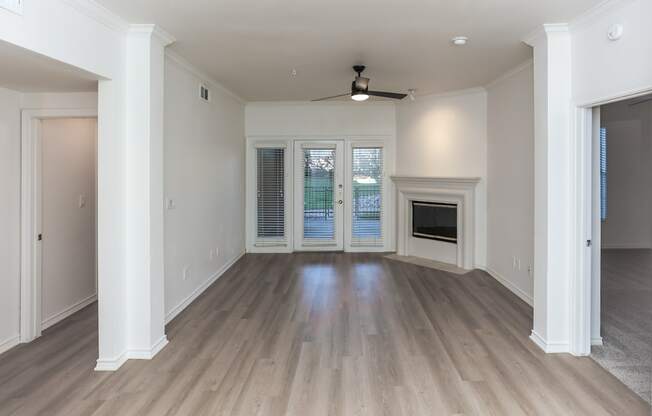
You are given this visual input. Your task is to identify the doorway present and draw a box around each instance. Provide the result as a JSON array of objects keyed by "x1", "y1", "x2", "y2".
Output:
[
  {"x1": 40, "y1": 118, "x2": 98, "y2": 331},
  {"x1": 20, "y1": 110, "x2": 98, "y2": 342},
  {"x1": 589, "y1": 94, "x2": 652, "y2": 404},
  {"x1": 293, "y1": 141, "x2": 345, "y2": 251}
]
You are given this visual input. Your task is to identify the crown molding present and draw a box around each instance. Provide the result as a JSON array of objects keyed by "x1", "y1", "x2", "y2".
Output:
[
  {"x1": 60, "y1": 0, "x2": 130, "y2": 33},
  {"x1": 165, "y1": 50, "x2": 246, "y2": 104},
  {"x1": 569, "y1": 0, "x2": 637, "y2": 32},
  {"x1": 408, "y1": 87, "x2": 487, "y2": 102},
  {"x1": 129, "y1": 24, "x2": 176, "y2": 46},
  {"x1": 522, "y1": 23, "x2": 569, "y2": 46},
  {"x1": 485, "y1": 59, "x2": 533, "y2": 90}
]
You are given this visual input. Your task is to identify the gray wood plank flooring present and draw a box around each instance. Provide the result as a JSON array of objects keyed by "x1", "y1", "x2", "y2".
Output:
[{"x1": 1, "y1": 253, "x2": 649, "y2": 415}]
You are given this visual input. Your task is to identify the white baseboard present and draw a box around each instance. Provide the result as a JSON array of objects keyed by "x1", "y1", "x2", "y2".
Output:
[
  {"x1": 95, "y1": 335, "x2": 169, "y2": 371},
  {"x1": 591, "y1": 336, "x2": 604, "y2": 346},
  {"x1": 165, "y1": 251, "x2": 245, "y2": 324},
  {"x1": 95, "y1": 351, "x2": 128, "y2": 371},
  {"x1": 530, "y1": 331, "x2": 569, "y2": 353},
  {"x1": 482, "y1": 267, "x2": 533, "y2": 306},
  {"x1": 0, "y1": 335, "x2": 20, "y2": 355},
  {"x1": 42, "y1": 293, "x2": 97, "y2": 331}
]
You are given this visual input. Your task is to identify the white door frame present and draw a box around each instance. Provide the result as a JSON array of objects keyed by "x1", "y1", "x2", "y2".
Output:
[
  {"x1": 20, "y1": 108, "x2": 98, "y2": 343},
  {"x1": 293, "y1": 140, "x2": 345, "y2": 251},
  {"x1": 571, "y1": 87, "x2": 652, "y2": 356}
]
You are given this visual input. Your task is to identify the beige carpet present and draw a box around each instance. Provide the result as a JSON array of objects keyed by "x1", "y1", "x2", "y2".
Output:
[
  {"x1": 591, "y1": 249, "x2": 652, "y2": 404},
  {"x1": 384, "y1": 254, "x2": 470, "y2": 275}
]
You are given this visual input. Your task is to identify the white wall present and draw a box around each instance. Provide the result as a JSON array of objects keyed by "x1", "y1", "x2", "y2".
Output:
[
  {"x1": 0, "y1": 90, "x2": 98, "y2": 354},
  {"x1": 572, "y1": 0, "x2": 652, "y2": 106},
  {"x1": 41, "y1": 118, "x2": 97, "y2": 329},
  {"x1": 486, "y1": 63, "x2": 535, "y2": 305},
  {"x1": 164, "y1": 54, "x2": 246, "y2": 322},
  {"x1": 601, "y1": 99, "x2": 652, "y2": 249},
  {"x1": 245, "y1": 101, "x2": 396, "y2": 138},
  {"x1": 395, "y1": 89, "x2": 488, "y2": 268},
  {"x1": 0, "y1": 87, "x2": 22, "y2": 353}
]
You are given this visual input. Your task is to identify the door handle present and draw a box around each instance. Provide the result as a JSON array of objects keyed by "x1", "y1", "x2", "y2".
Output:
[{"x1": 338, "y1": 200, "x2": 343, "y2": 205}]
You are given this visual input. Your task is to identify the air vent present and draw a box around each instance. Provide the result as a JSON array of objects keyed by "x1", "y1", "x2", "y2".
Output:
[
  {"x1": 199, "y1": 84, "x2": 211, "y2": 102},
  {"x1": 0, "y1": 0, "x2": 23, "y2": 15}
]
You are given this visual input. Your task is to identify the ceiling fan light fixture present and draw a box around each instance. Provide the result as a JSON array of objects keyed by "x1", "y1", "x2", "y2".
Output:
[{"x1": 351, "y1": 92, "x2": 370, "y2": 101}]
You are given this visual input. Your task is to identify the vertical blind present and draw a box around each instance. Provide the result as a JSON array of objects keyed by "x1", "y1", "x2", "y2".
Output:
[
  {"x1": 303, "y1": 148, "x2": 336, "y2": 240},
  {"x1": 256, "y1": 148, "x2": 285, "y2": 239},
  {"x1": 600, "y1": 127, "x2": 607, "y2": 221},
  {"x1": 352, "y1": 147, "x2": 383, "y2": 245}
]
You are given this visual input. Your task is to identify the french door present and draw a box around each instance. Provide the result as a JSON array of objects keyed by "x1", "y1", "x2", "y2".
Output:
[{"x1": 294, "y1": 141, "x2": 344, "y2": 250}]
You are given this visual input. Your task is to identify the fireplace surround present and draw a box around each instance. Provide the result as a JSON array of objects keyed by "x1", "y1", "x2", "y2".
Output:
[{"x1": 391, "y1": 176, "x2": 480, "y2": 269}]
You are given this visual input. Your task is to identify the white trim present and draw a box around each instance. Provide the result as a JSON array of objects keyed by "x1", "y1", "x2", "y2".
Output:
[
  {"x1": 128, "y1": 24, "x2": 176, "y2": 46},
  {"x1": 165, "y1": 251, "x2": 245, "y2": 323},
  {"x1": 125, "y1": 335, "x2": 169, "y2": 360},
  {"x1": 60, "y1": 0, "x2": 130, "y2": 33},
  {"x1": 410, "y1": 87, "x2": 487, "y2": 101},
  {"x1": 591, "y1": 337, "x2": 604, "y2": 346},
  {"x1": 483, "y1": 267, "x2": 533, "y2": 306},
  {"x1": 0, "y1": 335, "x2": 20, "y2": 355},
  {"x1": 166, "y1": 50, "x2": 246, "y2": 104},
  {"x1": 530, "y1": 331, "x2": 570, "y2": 353},
  {"x1": 95, "y1": 351, "x2": 129, "y2": 371},
  {"x1": 95, "y1": 335, "x2": 170, "y2": 371},
  {"x1": 485, "y1": 60, "x2": 533, "y2": 90},
  {"x1": 20, "y1": 109, "x2": 98, "y2": 344},
  {"x1": 42, "y1": 294, "x2": 97, "y2": 331}
]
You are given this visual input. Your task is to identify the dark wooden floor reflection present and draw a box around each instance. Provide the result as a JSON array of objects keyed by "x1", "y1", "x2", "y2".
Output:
[{"x1": 0, "y1": 253, "x2": 648, "y2": 415}]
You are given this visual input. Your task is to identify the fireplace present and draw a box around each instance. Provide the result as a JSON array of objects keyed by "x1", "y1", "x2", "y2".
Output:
[
  {"x1": 392, "y1": 176, "x2": 480, "y2": 269},
  {"x1": 412, "y1": 201, "x2": 458, "y2": 243}
]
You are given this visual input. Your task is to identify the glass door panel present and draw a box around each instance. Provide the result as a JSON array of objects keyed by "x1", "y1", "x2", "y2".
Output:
[{"x1": 294, "y1": 141, "x2": 344, "y2": 250}]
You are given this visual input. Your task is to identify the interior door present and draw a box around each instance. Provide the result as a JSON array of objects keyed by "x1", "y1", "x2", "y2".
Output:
[{"x1": 294, "y1": 141, "x2": 344, "y2": 250}]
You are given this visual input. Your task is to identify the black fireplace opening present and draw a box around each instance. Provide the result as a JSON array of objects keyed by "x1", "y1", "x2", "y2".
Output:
[{"x1": 411, "y1": 201, "x2": 458, "y2": 243}]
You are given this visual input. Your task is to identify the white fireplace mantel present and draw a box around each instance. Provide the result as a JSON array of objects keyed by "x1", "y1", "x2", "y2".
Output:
[{"x1": 391, "y1": 176, "x2": 481, "y2": 270}]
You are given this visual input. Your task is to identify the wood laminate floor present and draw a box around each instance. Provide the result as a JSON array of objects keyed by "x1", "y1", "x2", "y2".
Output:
[{"x1": 0, "y1": 253, "x2": 649, "y2": 415}]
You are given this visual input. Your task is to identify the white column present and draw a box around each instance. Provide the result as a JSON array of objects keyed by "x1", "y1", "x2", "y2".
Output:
[
  {"x1": 525, "y1": 24, "x2": 573, "y2": 353},
  {"x1": 124, "y1": 24, "x2": 175, "y2": 359}
]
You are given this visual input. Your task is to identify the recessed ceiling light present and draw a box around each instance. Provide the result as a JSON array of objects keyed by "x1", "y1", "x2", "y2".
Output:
[
  {"x1": 451, "y1": 36, "x2": 468, "y2": 46},
  {"x1": 291, "y1": 68, "x2": 297, "y2": 76}
]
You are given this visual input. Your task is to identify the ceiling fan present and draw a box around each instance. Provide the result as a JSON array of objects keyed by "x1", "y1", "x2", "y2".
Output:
[{"x1": 312, "y1": 65, "x2": 407, "y2": 102}]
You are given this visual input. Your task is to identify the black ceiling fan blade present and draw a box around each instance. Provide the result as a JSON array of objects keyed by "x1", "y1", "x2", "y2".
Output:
[
  {"x1": 311, "y1": 93, "x2": 350, "y2": 102},
  {"x1": 367, "y1": 91, "x2": 408, "y2": 100}
]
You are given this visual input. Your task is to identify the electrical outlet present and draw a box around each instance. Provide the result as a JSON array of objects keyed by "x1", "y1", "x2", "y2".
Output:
[{"x1": 182, "y1": 266, "x2": 191, "y2": 281}]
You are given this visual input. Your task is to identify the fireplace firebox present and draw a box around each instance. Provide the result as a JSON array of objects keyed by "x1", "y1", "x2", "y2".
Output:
[{"x1": 411, "y1": 201, "x2": 458, "y2": 243}]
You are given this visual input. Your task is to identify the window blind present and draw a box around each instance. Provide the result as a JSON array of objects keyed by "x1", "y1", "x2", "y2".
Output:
[
  {"x1": 600, "y1": 127, "x2": 607, "y2": 221},
  {"x1": 256, "y1": 148, "x2": 285, "y2": 239},
  {"x1": 352, "y1": 147, "x2": 383, "y2": 246},
  {"x1": 302, "y1": 148, "x2": 336, "y2": 240}
]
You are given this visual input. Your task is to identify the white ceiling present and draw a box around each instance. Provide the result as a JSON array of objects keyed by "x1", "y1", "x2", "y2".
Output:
[
  {"x1": 0, "y1": 40, "x2": 98, "y2": 93},
  {"x1": 96, "y1": 0, "x2": 601, "y2": 101}
]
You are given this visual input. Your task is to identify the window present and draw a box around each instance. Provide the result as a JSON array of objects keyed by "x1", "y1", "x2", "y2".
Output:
[
  {"x1": 351, "y1": 147, "x2": 383, "y2": 245},
  {"x1": 302, "y1": 148, "x2": 336, "y2": 240},
  {"x1": 600, "y1": 127, "x2": 607, "y2": 221},
  {"x1": 256, "y1": 147, "x2": 285, "y2": 240}
]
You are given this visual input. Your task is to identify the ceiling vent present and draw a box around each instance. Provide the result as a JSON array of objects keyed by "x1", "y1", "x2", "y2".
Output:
[
  {"x1": 199, "y1": 84, "x2": 211, "y2": 102},
  {"x1": 0, "y1": 0, "x2": 23, "y2": 15}
]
